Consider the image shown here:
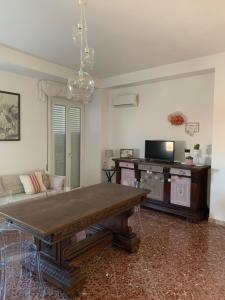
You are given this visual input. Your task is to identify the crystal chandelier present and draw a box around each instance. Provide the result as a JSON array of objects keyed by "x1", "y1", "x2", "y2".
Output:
[{"x1": 67, "y1": 0, "x2": 95, "y2": 104}]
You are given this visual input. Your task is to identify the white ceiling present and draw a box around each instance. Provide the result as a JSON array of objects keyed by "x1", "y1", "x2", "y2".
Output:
[{"x1": 1, "y1": 0, "x2": 225, "y2": 78}]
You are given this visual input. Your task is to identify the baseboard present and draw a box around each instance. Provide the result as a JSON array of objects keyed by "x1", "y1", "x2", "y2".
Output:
[{"x1": 208, "y1": 217, "x2": 225, "y2": 226}]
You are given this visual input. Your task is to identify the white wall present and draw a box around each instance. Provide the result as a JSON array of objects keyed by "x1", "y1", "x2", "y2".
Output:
[
  {"x1": 109, "y1": 73, "x2": 214, "y2": 163},
  {"x1": 102, "y1": 52, "x2": 225, "y2": 223},
  {"x1": 0, "y1": 70, "x2": 47, "y2": 174},
  {"x1": 84, "y1": 89, "x2": 109, "y2": 186},
  {"x1": 210, "y1": 61, "x2": 225, "y2": 221}
]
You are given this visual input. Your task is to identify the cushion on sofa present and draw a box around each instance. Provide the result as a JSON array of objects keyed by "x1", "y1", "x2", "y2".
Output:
[
  {"x1": 49, "y1": 175, "x2": 65, "y2": 191},
  {"x1": 34, "y1": 171, "x2": 47, "y2": 192},
  {"x1": 1, "y1": 175, "x2": 24, "y2": 195},
  {"x1": 20, "y1": 174, "x2": 43, "y2": 194},
  {"x1": 42, "y1": 173, "x2": 50, "y2": 189}
]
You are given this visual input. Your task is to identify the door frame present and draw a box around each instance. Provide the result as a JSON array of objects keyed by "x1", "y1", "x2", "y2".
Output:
[{"x1": 48, "y1": 97, "x2": 85, "y2": 188}]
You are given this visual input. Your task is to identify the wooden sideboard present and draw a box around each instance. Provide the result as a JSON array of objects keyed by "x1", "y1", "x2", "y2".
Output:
[{"x1": 113, "y1": 158, "x2": 210, "y2": 222}]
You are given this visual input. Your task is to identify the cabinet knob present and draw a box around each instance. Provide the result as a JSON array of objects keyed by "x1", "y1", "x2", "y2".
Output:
[{"x1": 168, "y1": 178, "x2": 171, "y2": 182}]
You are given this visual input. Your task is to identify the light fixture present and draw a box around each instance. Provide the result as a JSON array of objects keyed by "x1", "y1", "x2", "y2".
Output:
[{"x1": 67, "y1": 0, "x2": 95, "y2": 104}]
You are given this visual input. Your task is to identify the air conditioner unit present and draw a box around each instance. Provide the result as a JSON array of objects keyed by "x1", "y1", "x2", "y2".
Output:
[{"x1": 112, "y1": 94, "x2": 139, "y2": 107}]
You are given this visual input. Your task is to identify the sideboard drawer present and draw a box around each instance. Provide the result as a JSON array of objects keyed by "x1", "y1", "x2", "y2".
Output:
[
  {"x1": 170, "y1": 168, "x2": 191, "y2": 177},
  {"x1": 139, "y1": 164, "x2": 163, "y2": 173},
  {"x1": 119, "y1": 162, "x2": 134, "y2": 169}
]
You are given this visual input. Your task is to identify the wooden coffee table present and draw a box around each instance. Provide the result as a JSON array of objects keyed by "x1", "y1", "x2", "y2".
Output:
[{"x1": 0, "y1": 183, "x2": 147, "y2": 297}]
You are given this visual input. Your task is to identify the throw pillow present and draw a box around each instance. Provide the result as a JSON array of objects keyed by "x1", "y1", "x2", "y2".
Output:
[
  {"x1": 42, "y1": 173, "x2": 50, "y2": 189},
  {"x1": 49, "y1": 175, "x2": 65, "y2": 191},
  {"x1": 19, "y1": 174, "x2": 41, "y2": 195},
  {"x1": 34, "y1": 171, "x2": 47, "y2": 192},
  {"x1": 2, "y1": 175, "x2": 24, "y2": 195}
]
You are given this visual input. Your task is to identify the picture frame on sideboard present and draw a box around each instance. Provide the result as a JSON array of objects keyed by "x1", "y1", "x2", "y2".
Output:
[{"x1": 120, "y1": 149, "x2": 134, "y2": 159}]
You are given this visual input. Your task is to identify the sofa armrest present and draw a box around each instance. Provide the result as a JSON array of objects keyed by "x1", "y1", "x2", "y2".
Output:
[{"x1": 48, "y1": 175, "x2": 66, "y2": 191}]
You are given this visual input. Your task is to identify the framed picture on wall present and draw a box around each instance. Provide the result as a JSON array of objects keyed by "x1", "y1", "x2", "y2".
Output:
[
  {"x1": 120, "y1": 149, "x2": 134, "y2": 159},
  {"x1": 0, "y1": 90, "x2": 20, "y2": 141}
]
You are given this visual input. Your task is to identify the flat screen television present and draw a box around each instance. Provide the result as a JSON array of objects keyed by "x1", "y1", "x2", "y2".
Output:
[{"x1": 145, "y1": 140, "x2": 175, "y2": 162}]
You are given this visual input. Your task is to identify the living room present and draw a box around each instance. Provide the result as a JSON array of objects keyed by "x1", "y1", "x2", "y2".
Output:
[{"x1": 0, "y1": 0, "x2": 225, "y2": 299}]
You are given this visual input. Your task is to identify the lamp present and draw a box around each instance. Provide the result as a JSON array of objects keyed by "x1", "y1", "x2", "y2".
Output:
[
  {"x1": 103, "y1": 150, "x2": 114, "y2": 169},
  {"x1": 67, "y1": 0, "x2": 95, "y2": 104}
]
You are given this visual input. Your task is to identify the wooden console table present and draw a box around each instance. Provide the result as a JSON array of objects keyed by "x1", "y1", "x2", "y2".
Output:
[
  {"x1": 113, "y1": 158, "x2": 210, "y2": 222},
  {"x1": 0, "y1": 183, "x2": 147, "y2": 297}
]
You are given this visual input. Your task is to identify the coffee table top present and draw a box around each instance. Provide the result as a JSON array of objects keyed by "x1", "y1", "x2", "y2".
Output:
[{"x1": 0, "y1": 183, "x2": 147, "y2": 240}]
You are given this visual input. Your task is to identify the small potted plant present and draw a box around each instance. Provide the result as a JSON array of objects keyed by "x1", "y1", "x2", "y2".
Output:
[
  {"x1": 194, "y1": 144, "x2": 200, "y2": 151},
  {"x1": 186, "y1": 156, "x2": 194, "y2": 166}
]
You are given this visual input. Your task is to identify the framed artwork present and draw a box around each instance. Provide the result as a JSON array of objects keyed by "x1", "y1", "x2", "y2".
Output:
[
  {"x1": 0, "y1": 90, "x2": 20, "y2": 141},
  {"x1": 120, "y1": 149, "x2": 134, "y2": 159},
  {"x1": 185, "y1": 122, "x2": 200, "y2": 136}
]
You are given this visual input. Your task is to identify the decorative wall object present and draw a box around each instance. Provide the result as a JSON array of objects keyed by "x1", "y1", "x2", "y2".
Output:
[
  {"x1": 168, "y1": 111, "x2": 186, "y2": 126},
  {"x1": 0, "y1": 91, "x2": 20, "y2": 141},
  {"x1": 120, "y1": 149, "x2": 134, "y2": 159},
  {"x1": 185, "y1": 122, "x2": 200, "y2": 136}
]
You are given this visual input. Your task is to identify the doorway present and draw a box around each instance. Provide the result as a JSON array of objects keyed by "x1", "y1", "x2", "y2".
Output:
[{"x1": 51, "y1": 98, "x2": 83, "y2": 188}]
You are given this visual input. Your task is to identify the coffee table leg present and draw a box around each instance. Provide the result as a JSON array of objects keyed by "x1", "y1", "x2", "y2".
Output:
[
  {"x1": 35, "y1": 238, "x2": 86, "y2": 297},
  {"x1": 101, "y1": 209, "x2": 140, "y2": 253},
  {"x1": 113, "y1": 227, "x2": 140, "y2": 253}
]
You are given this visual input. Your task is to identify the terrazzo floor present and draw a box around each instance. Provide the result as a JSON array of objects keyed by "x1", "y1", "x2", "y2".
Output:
[{"x1": 3, "y1": 209, "x2": 225, "y2": 300}]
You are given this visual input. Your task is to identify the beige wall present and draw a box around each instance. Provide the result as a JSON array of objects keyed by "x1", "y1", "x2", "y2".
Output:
[
  {"x1": 84, "y1": 89, "x2": 110, "y2": 186},
  {"x1": 0, "y1": 70, "x2": 47, "y2": 174},
  {"x1": 210, "y1": 61, "x2": 225, "y2": 221}
]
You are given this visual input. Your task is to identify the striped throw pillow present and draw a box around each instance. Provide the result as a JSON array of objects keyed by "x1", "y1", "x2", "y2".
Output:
[
  {"x1": 19, "y1": 174, "x2": 41, "y2": 195},
  {"x1": 34, "y1": 171, "x2": 47, "y2": 192}
]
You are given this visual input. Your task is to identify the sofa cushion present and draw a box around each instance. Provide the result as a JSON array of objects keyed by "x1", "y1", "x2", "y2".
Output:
[
  {"x1": 19, "y1": 174, "x2": 42, "y2": 194},
  {"x1": 42, "y1": 173, "x2": 50, "y2": 189},
  {"x1": 35, "y1": 171, "x2": 47, "y2": 192},
  {"x1": 1, "y1": 175, "x2": 24, "y2": 195},
  {"x1": 49, "y1": 175, "x2": 65, "y2": 191}
]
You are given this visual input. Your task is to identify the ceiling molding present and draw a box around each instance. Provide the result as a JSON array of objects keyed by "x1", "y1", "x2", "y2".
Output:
[
  {"x1": 101, "y1": 53, "x2": 219, "y2": 89},
  {"x1": 0, "y1": 44, "x2": 104, "y2": 88}
]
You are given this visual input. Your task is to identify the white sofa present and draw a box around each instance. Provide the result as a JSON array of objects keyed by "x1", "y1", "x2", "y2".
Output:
[
  {"x1": 0, "y1": 172, "x2": 66, "y2": 206},
  {"x1": 0, "y1": 171, "x2": 87, "y2": 242}
]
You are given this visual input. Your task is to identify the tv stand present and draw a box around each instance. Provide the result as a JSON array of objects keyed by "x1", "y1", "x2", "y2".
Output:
[{"x1": 113, "y1": 158, "x2": 210, "y2": 222}]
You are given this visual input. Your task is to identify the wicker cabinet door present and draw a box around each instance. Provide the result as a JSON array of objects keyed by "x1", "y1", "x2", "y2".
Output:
[
  {"x1": 121, "y1": 168, "x2": 136, "y2": 187},
  {"x1": 170, "y1": 176, "x2": 191, "y2": 207},
  {"x1": 140, "y1": 171, "x2": 164, "y2": 201}
]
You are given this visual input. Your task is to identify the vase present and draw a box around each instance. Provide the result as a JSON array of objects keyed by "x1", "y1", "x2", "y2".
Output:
[
  {"x1": 186, "y1": 159, "x2": 193, "y2": 166},
  {"x1": 194, "y1": 149, "x2": 200, "y2": 164}
]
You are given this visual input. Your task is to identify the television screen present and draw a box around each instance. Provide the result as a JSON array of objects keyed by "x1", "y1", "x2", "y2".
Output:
[{"x1": 145, "y1": 140, "x2": 175, "y2": 162}]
